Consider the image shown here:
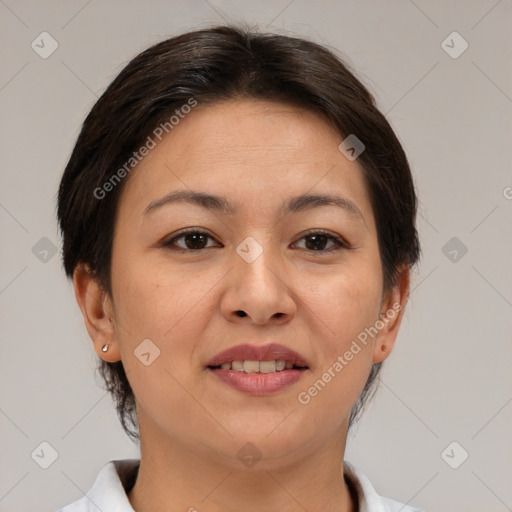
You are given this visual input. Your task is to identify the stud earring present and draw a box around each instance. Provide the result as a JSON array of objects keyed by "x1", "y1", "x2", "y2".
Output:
[{"x1": 102, "y1": 344, "x2": 109, "y2": 352}]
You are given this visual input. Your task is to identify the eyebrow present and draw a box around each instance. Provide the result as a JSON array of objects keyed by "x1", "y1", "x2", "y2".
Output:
[{"x1": 144, "y1": 190, "x2": 366, "y2": 224}]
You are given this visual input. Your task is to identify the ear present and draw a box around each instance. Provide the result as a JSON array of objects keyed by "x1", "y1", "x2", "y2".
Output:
[
  {"x1": 73, "y1": 264, "x2": 121, "y2": 363},
  {"x1": 372, "y1": 265, "x2": 410, "y2": 364}
]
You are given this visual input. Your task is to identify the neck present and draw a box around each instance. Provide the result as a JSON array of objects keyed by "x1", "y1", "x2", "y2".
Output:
[{"x1": 127, "y1": 416, "x2": 356, "y2": 512}]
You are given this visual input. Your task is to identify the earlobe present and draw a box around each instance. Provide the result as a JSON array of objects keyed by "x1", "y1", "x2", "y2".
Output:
[
  {"x1": 372, "y1": 265, "x2": 410, "y2": 364},
  {"x1": 73, "y1": 264, "x2": 121, "y2": 362}
]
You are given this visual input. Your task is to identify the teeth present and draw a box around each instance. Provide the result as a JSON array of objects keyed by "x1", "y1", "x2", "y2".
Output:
[
  {"x1": 243, "y1": 360, "x2": 260, "y2": 373},
  {"x1": 231, "y1": 360, "x2": 244, "y2": 371},
  {"x1": 218, "y1": 359, "x2": 292, "y2": 373},
  {"x1": 259, "y1": 360, "x2": 276, "y2": 373}
]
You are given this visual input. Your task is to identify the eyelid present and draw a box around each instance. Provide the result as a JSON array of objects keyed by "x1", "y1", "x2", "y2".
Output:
[
  {"x1": 160, "y1": 227, "x2": 220, "y2": 250},
  {"x1": 160, "y1": 227, "x2": 352, "y2": 253},
  {"x1": 292, "y1": 228, "x2": 352, "y2": 251}
]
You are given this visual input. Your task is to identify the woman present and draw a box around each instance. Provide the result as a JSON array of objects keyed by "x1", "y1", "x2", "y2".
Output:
[{"x1": 56, "y1": 24, "x2": 422, "y2": 512}]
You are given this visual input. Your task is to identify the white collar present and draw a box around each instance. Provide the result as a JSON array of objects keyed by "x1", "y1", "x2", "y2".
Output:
[
  {"x1": 57, "y1": 459, "x2": 423, "y2": 512},
  {"x1": 343, "y1": 460, "x2": 423, "y2": 512}
]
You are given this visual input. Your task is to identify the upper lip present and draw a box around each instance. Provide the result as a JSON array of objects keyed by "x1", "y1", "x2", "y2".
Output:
[{"x1": 206, "y1": 343, "x2": 309, "y2": 368}]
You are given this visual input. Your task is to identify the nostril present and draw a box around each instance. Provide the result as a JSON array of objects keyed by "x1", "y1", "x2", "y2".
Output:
[{"x1": 236, "y1": 310, "x2": 247, "y2": 317}]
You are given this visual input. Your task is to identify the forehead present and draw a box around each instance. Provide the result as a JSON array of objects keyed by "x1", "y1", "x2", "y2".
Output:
[
  {"x1": 117, "y1": 99, "x2": 373, "y2": 222},
  {"x1": 153, "y1": 99, "x2": 340, "y2": 170}
]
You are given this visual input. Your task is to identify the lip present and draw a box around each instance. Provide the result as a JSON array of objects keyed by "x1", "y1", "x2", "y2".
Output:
[
  {"x1": 206, "y1": 343, "x2": 309, "y2": 396},
  {"x1": 206, "y1": 342, "x2": 309, "y2": 368},
  {"x1": 209, "y1": 368, "x2": 305, "y2": 396}
]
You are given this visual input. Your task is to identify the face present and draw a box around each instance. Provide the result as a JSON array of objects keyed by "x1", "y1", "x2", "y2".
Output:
[{"x1": 77, "y1": 99, "x2": 407, "y2": 469}]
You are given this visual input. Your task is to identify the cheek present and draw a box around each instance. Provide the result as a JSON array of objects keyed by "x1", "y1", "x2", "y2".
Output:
[
  {"x1": 110, "y1": 260, "x2": 222, "y2": 423},
  {"x1": 301, "y1": 255, "x2": 383, "y2": 347},
  {"x1": 112, "y1": 255, "x2": 223, "y2": 343},
  {"x1": 294, "y1": 256, "x2": 382, "y2": 409}
]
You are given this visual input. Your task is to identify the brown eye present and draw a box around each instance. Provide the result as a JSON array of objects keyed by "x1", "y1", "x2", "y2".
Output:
[
  {"x1": 304, "y1": 234, "x2": 333, "y2": 251},
  {"x1": 162, "y1": 230, "x2": 219, "y2": 251},
  {"x1": 293, "y1": 231, "x2": 350, "y2": 252},
  {"x1": 180, "y1": 233, "x2": 209, "y2": 250}
]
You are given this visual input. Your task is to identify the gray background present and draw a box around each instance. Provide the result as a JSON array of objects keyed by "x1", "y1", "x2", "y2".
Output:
[{"x1": 1, "y1": 1, "x2": 511, "y2": 511}]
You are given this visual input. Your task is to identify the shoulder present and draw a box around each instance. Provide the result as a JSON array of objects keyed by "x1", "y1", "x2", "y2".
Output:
[
  {"x1": 344, "y1": 460, "x2": 424, "y2": 512},
  {"x1": 56, "y1": 459, "x2": 140, "y2": 512}
]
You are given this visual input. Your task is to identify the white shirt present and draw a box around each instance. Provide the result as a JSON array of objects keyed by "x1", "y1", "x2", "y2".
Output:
[{"x1": 57, "y1": 459, "x2": 424, "y2": 512}]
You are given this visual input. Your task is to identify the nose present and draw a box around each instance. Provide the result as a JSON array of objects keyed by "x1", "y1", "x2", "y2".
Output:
[{"x1": 219, "y1": 242, "x2": 297, "y2": 326}]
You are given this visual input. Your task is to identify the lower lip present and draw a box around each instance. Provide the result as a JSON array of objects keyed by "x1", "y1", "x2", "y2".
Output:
[{"x1": 208, "y1": 368, "x2": 305, "y2": 395}]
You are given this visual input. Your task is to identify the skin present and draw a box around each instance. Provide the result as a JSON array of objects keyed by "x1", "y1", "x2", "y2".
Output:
[{"x1": 74, "y1": 99, "x2": 410, "y2": 512}]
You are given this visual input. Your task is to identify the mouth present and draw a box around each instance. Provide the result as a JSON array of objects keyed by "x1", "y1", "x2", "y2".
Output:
[
  {"x1": 207, "y1": 360, "x2": 308, "y2": 373},
  {"x1": 206, "y1": 343, "x2": 310, "y2": 395},
  {"x1": 206, "y1": 342, "x2": 309, "y2": 371}
]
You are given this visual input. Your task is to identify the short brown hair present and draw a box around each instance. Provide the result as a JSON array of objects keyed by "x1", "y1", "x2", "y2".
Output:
[{"x1": 57, "y1": 24, "x2": 420, "y2": 442}]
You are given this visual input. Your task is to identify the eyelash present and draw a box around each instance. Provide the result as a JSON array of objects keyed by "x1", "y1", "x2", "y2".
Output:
[{"x1": 160, "y1": 228, "x2": 351, "y2": 254}]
